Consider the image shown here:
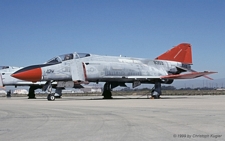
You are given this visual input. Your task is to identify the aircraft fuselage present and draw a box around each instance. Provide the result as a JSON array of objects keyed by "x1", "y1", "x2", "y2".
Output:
[{"x1": 12, "y1": 54, "x2": 188, "y2": 84}]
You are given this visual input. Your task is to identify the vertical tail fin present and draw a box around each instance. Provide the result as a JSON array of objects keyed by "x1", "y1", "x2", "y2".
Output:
[{"x1": 155, "y1": 43, "x2": 192, "y2": 64}]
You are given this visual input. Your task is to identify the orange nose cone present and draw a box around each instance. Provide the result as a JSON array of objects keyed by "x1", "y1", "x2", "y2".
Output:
[{"x1": 11, "y1": 68, "x2": 42, "y2": 82}]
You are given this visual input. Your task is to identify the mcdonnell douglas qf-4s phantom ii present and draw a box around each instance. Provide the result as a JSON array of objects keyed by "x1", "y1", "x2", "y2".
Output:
[
  {"x1": 0, "y1": 66, "x2": 68, "y2": 98},
  {"x1": 11, "y1": 43, "x2": 217, "y2": 101},
  {"x1": 0, "y1": 66, "x2": 45, "y2": 97}
]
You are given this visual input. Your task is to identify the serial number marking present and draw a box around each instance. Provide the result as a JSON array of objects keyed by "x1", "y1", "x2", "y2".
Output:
[{"x1": 154, "y1": 61, "x2": 164, "y2": 65}]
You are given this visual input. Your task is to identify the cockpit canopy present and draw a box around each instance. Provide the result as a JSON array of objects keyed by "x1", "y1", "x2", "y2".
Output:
[
  {"x1": 0, "y1": 66, "x2": 20, "y2": 71},
  {"x1": 45, "y1": 53, "x2": 90, "y2": 64},
  {"x1": 0, "y1": 66, "x2": 10, "y2": 70}
]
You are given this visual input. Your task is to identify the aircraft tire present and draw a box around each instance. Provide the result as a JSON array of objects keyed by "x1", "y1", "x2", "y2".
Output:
[
  {"x1": 47, "y1": 94, "x2": 55, "y2": 101},
  {"x1": 102, "y1": 90, "x2": 112, "y2": 99},
  {"x1": 55, "y1": 96, "x2": 62, "y2": 98},
  {"x1": 151, "y1": 90, "x2": 160, "y2": 99},
  {"x1": 151, "y1": 95, "x2": 160, "y2": 99}
]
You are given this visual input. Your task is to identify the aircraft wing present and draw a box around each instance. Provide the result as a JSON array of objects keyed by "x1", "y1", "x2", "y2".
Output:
[
  {"x1": 161, "y1": 71, "x2": 217, "y2": 79},
  {"x1": 127, "y1": 76, "x2": 161, "y2": 79},
  {"x1": 126, "y1": 71, "x2": 216, "y2": 80}
]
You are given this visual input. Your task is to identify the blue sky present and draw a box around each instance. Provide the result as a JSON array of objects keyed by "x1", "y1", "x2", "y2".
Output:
[{"x1": 0, "y1": 0, "x2": 225, "y2": 79}]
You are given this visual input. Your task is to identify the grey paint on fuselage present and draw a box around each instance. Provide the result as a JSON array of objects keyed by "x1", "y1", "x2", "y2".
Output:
[
  {"x1": 40, "y1": 53, "x2": 184, "y2": 84},
  {"x1": 83, "y1": 55, "x2": 175, "y2": 82}
]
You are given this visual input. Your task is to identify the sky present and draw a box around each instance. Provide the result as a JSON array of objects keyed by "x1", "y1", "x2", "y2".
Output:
[{"x1": 0, "y1": 0, "x2": 225, "y2": 80}]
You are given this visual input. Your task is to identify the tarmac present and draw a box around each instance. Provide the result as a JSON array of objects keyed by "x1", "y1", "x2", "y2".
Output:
[{"x1": 0, "y1": 95, "x2": 224, "y2": 141}]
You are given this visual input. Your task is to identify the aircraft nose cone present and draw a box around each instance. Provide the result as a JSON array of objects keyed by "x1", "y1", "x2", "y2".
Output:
[{"x1": 11, "y1": 66, "x2": 42, "y2": 82}]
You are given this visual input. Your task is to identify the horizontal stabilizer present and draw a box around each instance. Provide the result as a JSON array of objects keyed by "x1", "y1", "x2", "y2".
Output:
[
  {"x1": 161, "y1": 71, "x2": 217, "y2": 79},
  {"x1": 188, "y1": 69, "x2": 214, "y2": 80}
]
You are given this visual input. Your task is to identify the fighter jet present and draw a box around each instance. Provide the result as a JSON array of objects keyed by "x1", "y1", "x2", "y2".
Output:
[
  {"x1": 0, "y1": 66, "x2": 70, "y2": 98},
  {"x1": 11, "y1": 43, "x2": 217, "y2": 101},
  {"x1": 1, "y1": 66, "x2": 39, "y2": 97}
]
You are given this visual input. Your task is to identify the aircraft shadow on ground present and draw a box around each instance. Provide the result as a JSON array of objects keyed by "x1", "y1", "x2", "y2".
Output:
[{"x1": 33, "y1": 95, "x2": 191, "y2": 101}]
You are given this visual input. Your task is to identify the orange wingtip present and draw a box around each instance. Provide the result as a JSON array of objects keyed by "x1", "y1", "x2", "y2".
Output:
[{"x1": 156, "y1": 43, "x2": 192, "y2": 64}]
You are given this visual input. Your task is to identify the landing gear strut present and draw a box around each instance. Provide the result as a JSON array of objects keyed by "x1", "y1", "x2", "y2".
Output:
[
  {"x1": 54, "y1": 87, "x2": 63, "y2": 98},
  {"x1": 151, "y1": 82, "x2": 161, "y2": 99},
  {"x1": 102, "y1": 82, "x2": 112, "y2": 99},
  {"x1": 43, "y1": 81, "x2": 55, "y2": 101},
  {"x1": 28, "y1": 86, "x2": 37, "y2": 99}
]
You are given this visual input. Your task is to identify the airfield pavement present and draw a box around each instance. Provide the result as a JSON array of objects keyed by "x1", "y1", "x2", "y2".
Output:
[{"x1": 0, "y1": 95, "x2": 224, "y2": 141}]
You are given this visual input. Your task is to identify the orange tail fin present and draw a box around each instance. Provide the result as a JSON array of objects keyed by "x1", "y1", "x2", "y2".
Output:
[{"x1": 155, "y1": 43, "x2": 192, "y2": 64}]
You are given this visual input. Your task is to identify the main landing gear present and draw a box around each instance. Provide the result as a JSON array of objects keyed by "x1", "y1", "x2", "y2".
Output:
[
  {"x1": 102, "y1": 82, "x2": 112, "y2": 99},
  {"x1": 151, "y1": 82, "x2": 161, "y2": 99},
  {"x1": 102, "y1": 82, "x2": 162, "y2": 99},
  {"x1": 28, "y1": 86, "x2": 36, "y2": 99},
  {"x1": 28, "y1": 86, "x2": 42, "y2": 99}
]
